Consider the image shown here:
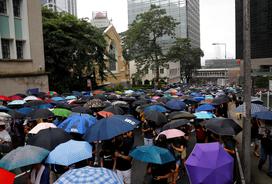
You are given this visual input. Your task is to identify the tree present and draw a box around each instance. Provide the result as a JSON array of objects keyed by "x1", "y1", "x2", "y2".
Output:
[
  {"x1": 124, "y1": 5, "x2": 178, "y2": 88},
  {"x1": 167, "y1": 38, "x2": 204, "y2": 83},
  {"x1": 42, "y1": 8, "x2": 108, "y2": 92}
]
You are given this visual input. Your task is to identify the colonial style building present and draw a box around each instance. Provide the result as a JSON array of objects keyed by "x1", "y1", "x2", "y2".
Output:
[{"x1": 0, "y1": 0, "x2": 48, "y2": 95}]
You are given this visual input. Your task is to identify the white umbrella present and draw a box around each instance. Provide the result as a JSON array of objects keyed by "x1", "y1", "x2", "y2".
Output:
[{"x1": 29, "y1": 123, "x2": 57, "y2": 134}]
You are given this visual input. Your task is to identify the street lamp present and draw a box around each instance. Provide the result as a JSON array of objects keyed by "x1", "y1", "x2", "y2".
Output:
[{"x1": 212, "y1": 43, "x2": 227, "y2": 84}]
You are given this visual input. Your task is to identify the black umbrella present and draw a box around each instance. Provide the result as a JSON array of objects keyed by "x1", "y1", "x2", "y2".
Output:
[
  {"x1": 24, "y1": 100, "x2": 47, "y2": 107},
  {"x1": 144, "y1": 110, "x2": 167, "y2": 126},
  {"x1": 183, "y1": 98, "x2": 199, "y2": 105},
  {"x1": 28, "y1": 109, "x2": 55, "y2": 120},
  {"x1": 35, "y1": 92, "x2": 47, "y2": 99},
  {"x1": 205, "y1": 118, "x2": 242, "y2": 136},
  {"x1": 7, "y1": 110, "x2": 25, "y2": 119},
  {"x1": 162, "y1": 119, "x2": 190, "y2": 130},
  {"x1": 76, "y1": 96, "x2": 93, "y2": 104},
  {"x1": 168, "y1": 111, "x2": 196, "y2": 120},
  {"x1": 121, "y1": 96, "x2": 136, "y2": 102},
  {"x1": 55, "y1": 103, "x2": 75, "y2": 110},
  {"x1": 212, "y1": 96, "x2": 229, "y2": 105},
  {"x1": 107, "y1": 94, "x2": 119, "y2": 101},
  {"x1": 157, "y1": 97, "x2": 169, "y2": 104},
  {"x1": 103, "y1": 105, "x2": 125, "y2": 115},
  {"x1": 27, "y1": 128, "x2": 71, "y2": 151},
  {"x1": 132, "y1": 99, "x2": 149, "y2": 108},
  {"x1": 94, "y1": 94, "x2": 107, "y2": 101},
  {"x1": 71, "y1": 106, "x2": 93, "y2": 114}
]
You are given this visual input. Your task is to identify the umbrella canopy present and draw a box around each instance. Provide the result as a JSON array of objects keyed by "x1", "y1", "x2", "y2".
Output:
[
  {"x1": 236, "y1": 103, "x2": 269, "y2": 115},
  {"x1": 212, "y1": 96, "x2": 229, "y2": 105},
  {"x1": 0, "y1": 96, "x2": 11, "y2": 101},
  {"x1": 144, "y1": 104, "x2": 168, "y2": 113},
  {"x1": 193, "y1": 96, "x2": 205, "y2": 102},
  {"x1": 0, "y1": 106, "x2": 10, "y2": 112},
  {"x1": 0, "y1": 145, "x2": 49, "y2": 171},
  {"x1": 129, "y1": 145, "x2": 175, "y2": 164},
  {"x1": 183, "y1": 98, "x2": 199, "y2": 105},
  {"x1": 194, "y1": 111, "x2": 215, "y2": 119},
  {"x1": 144, "y1": 110, "x2": 167, "y2": 126},
  {"x1": 0, "y1": 168, "x2": 15, "y2": 184},
  {"x1": 24, "y1": 100, "x2": 46, "y2": 107},
  {"x1": 7, "y1": 110, "x2": 25, "y2": 119},
  {"x1": 29, "y1": 123, "x2": 57, "y2": 134},
  {"x1": 165, "y1": 99, "x2": 186, "y2": 111},
  {"x1": 51, "y1": 96, "x2": 65, "y2": 102},
  {"x1": 28, "y1": 109, "x2": 55, "y2": 120},
  {"x1": 23, "y1": 96, "x2": 39, "y2": 101},
  {"x1": 84, "y1": 99, "x2": 106, "y2": 109},
  {"x1": 8, "y1": 95, "x2": 23, "y2": 101},
  {"x1": 162, "y1": 119, "x2": 190, "y2": 130},
  {"x1": 16, "y1": 107, "x2": 34, "y2": 115},
  {"x1": 54, "y1": 166, "x2": 123, "y2": 184},
  {"x1": 168, "y1": 111, "x2": 196, "y2": 120},
  {"x1": 52, "y1": 108, "x2": 72, "y2": 118},
  {"x1": 46, "y1": 140, "x2": 92, "y2": 166},
  {"x1": 196, "y1": 104, "x2": 215, "y2": 112},
  {"x1": 158, "y1": 129, "x2": 185, "y2": 139},
  {"x1": 111, "y1": 100, "x2": 128, "y2": 106},
  {"x1": 205, "y1": 118, "x2": 242, "y2": 136},
  {"x1": 97, "y1": 111, "x2": 114, "y2": 118},
  {"x1": 83, "y1": 115, "x2": 140, "y2": 142},
  {"x1": 7, "y1": 100, "x2": 26, "y2": 106},
  {"x1": 93, "y1": 90, "x2": 105, "y2": 95},
  {"x1": 71, "y1": 106, "x2": 92, "y2": 114},
  {"x1": 58, "y1": 114, "x2": 96, "y2": 134},
  {"x1": 65, "y1": 95, "x2": 77, "y2": 100},
  {"x1": 253, "y1": 111, "x2": 272, "y2": 121},
  {"x1": 27, "y1": 128, "x2": 71, "y2": 151},
  {"x1": 185, "y1": 142, "x2": 234, "y2": 184},
  {"x1": 103, "y1": 105, "x2": 125, "y2": 115}
]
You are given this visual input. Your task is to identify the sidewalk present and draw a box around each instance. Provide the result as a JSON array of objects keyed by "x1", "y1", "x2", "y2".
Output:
[{"x1": 228, "y1": 102, "x2": 272, "y2": 184}]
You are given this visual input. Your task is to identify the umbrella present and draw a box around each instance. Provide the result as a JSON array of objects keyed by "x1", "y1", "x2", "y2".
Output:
[
  {"x1": 97, "y1": 111, "x2": 114, "y2": 118},
  {"x1": 103, "y1": 105, "x2": 125, "y2": 115},
  {"x1": 51, "y1": 97, "x2": 65, "y2": 102},
  {"x1": 193, "y1": 96, "x2": 205, "y2": 102},
  {"x1": 107, "y1": 94, "x2": 119, "y2": 101},
  {"x1": 58, "y1": 114, "x2": 96, "y2": 134},
  {"x1": 195, "y1": 104, "x2": 215, "y2": 112},
  {"x1": 54, "y1": 166, "x2": 123, "y2": 184},
  {"x1": 83, "y1": 115, "x2": 140, "y2": 142},
  {"x1": 165, "y1": 99, "x2": 186, "y2": 111},
  {"x1": 124, "y1": 90, "x2": 134, "y2": 94},
  {"x1": 47, "y1": 91, "x2": 58, "y2": 96},
  {"x1": 212, "y1": 96, "x2": 229, "y2": 105},
  {"x1": 84, "y1": 99, "x2": 106, "y2": 108},
  {"x1": 253, "y1": 111, "x2": 272, "y2": 121},
  {"x1": 0, "y1": 106, "x2": 10, "y2": 112},
  {"x1": 0, "y1": 168, "x2": 15, "y2": 184},
  {"x1": 24, "y1": 100, "x2": 46, "y2": 107},
  {"x1": 144, "y1": 104, "x2": 168, "y2": 113},
  {"x1": 194, "y1": 111, "x2": 215, "y2": 119},
  {"x1": 36, "y1": 103, "x2": 54, "y2": 109},
  {"x1": 183, "y1": 98, "x2": 198, "y2": 105},
  {"x1": 71, "y1": 106, "x2": 92, "y2": 114},
  {"x1": 111, "y1": 100, "x2": 128, "y2": 106},
  {"x1": 28, "y1": 109, "x2": 55, "y2": 120},
  {"x1": 185, "y1": 142, "x2": 234, "y2": 184},
  {"x1": 52, "y1": 108, "x2": 72, "y2": 118},
  {"x1": 0, "y1": 145, "x2": 49, "y2": 171},
  {"x1": 0, "y1": 96, "x2": 11, "y2": 101},
  {"x1": 162, "y1": 119, "x2": 190, "y2": 130},
  {"x1": 23, "y1": 96, "x2": 39, "y2": 101},
  {"x1": 27, "y1": 128, "x2": 71, "y2": 151},
  {"x1": 236, "y1": 103, "x2": 269, "y2": 115},
  {"x1": 29, "y1": 123, "x2": 57, "y2": 134},
  {"x1": 93, "y1": 90, "x2": 105, "y2": 95},
  {"x1": 158, "y1": 129, "x2": 185, "y2": 139},
  {"x1": 46, "y1": 140, "x2": 92, "y2": 166},
  {"x1": 8, "y1": 95, "x2": 23, "y2": 101},
  {"x1": 129, "y1": 145, "x2": 175, "y2": 164},
  {"x1": 156, "y1": 97, "x2": 169, "y2": 104},
  {"x1": 144, "y1": 110, "x2": 167, "y2": 126},
  {"x1": 205, "y1": 118, "x2": 242, "y2": 136},
  {"x1": 16, "y1": 107, "x2": 34, "y2": 115},
  {"x1": 7, "y1": 110, "x2": 25, "y2": 119},
  {"x1": 65, "y1": 95, "x2": 77, "y2": 100},
  {"x1": 7, "y1": 100, "x2": 26, "y2": 106},
  {"x1": 168, "y1": 111, "x2": 196, "y2": 120}
]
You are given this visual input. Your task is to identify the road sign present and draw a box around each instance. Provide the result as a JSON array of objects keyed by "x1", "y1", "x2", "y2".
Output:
[{"x1": 269, "y1": 80, "x2": 272, "y2": 91}]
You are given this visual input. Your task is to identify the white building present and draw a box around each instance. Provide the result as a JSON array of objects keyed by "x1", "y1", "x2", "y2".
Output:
[{"x1": 41, "y1": 0, "x2": 77, "y2": 16}]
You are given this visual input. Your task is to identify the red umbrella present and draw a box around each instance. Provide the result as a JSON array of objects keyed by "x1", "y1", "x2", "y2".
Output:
[
  {"x1": 0, "y1": 96, "x2": 11, "y2": 101},
  {"x1": 93, "y1": 90, "x2": 105, "y2": 95},
  {"x1": 9, "y1": 95, "x2": 23, "y2": 101},
  {"x1": 0, "y1": 168, "x2": 16, "y2": 184},
  {"x1": 97, "y1": 111, "x2": 113, "y2": 118}
]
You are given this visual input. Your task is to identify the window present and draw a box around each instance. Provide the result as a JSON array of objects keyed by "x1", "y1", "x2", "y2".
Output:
[
  {"x1": 0, "y1": 0, "x2": 7, "y2": 14},
  {"x1": 109, "y1": 43, "x2": 117, "y2": 71},
  {"x1": 1, "y1": 39, "x2": 10, "y2": 59},
  {"x1": 16, "y1": 40, "x2": 23, "y2": 59},
  {"x1": 13, "y1": 0, "x2": 21, "y2": 17},
  {"x1": 160, "y1": 68, "x2": 164, "y2": 74}
]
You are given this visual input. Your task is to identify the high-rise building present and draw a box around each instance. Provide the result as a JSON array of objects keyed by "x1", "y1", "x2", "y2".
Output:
[
  {"x1": 236, "y1": 0, "x2": 272, "y2": 73},
  {"x1": 41, "y1": 0, "x2": 77, "y2": 16},
  {"x1": 127, "y1": 0, "x2": 200, "y2": 83},
  {"x1": 0, "y1": 0, "x2": 48, "y2": 95}
]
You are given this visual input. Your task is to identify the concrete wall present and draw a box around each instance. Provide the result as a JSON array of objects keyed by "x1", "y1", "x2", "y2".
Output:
[{"x1": 0, "y1": 75, "x2": 48, "y2": 95}]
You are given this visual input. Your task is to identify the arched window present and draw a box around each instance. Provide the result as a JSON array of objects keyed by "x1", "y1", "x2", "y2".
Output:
[{"x1": 109, "y1": 42, "x2": 117, "y2": 71}]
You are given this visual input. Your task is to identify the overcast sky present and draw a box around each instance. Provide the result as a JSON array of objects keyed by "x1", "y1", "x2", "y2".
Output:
[{"x1": 77, "y1": 0, "x2": 235, "y2": 65}]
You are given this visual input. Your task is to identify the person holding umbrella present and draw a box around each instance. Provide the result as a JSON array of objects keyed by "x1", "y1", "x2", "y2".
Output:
[
  {"x1": 0, "y1": 121, "x2": 12, "y2": 158},
  {"x1": 142, "y1": 120, "x2": 155, "y2": 146}
]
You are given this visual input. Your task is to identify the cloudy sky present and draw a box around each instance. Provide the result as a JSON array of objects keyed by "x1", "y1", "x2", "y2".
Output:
[{"x1": 77, "y1": 0, "x2": 235, "y2": 65}]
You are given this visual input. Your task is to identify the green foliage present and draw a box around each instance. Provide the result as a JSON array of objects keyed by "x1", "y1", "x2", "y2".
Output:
[
  {"x1": 167, "y1": 38, "x2": 204, "y2": 83},
  {"x1": 42, "y1": 8, "x2": 108, "y2": 92},
  {"x1": 124, "y1": 5, "x2": 178, "y2": 87}
]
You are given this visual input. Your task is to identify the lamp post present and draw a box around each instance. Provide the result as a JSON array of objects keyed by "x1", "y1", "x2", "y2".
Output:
[{"x1": 212, "y1": 43, "x2": 227, "y2": 85}]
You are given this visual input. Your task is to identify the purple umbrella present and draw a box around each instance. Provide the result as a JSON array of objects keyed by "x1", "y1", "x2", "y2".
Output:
[{"x1": 185, "y1": 142, "x2": 234, "y2": 184}]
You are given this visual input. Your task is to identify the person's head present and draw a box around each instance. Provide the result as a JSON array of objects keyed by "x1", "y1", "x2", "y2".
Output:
[
  {"x1": 114, "y1": 135, "x2": 123, "y2": 147},
  {"x1": 124, "y1": 131, "x2": 133, "y2": 138},
  {"x1": 155, "y1": 134, "x2": 167, "y2": 148}
]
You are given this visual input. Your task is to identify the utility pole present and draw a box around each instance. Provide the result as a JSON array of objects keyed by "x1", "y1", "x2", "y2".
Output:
[{"x1": 242, "y1": 0, "x2": 251, "y2": 183}]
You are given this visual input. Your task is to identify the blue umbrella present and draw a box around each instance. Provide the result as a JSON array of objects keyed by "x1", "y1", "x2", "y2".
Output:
[
  {"x1": 196, "y1": 104, "x2": 215, "y2": 112},
  {"x1": 35, "y1": 103, "x2": 54, "y2": 109},
  {"x1": 165, "y1": 99, "x2": 186, "y2": 111},
  {"x1": 83, "y1": 115, "x2": 140, "y2": 142},
  {"x1": 16, "y1": 107, "x2": 34, "y2": 115},
  {"x1": 58, "y1": 114, "x2": 96, "y2": 134},
  {"x1": 51, "y1": 97, "x2": 65, "y2": 102},
  {"x1": 46, "y1": 140, "x2": 92, "y2": 166},
  {"x1": 194, "y1": 111, "x2": 216, "y2": 119},
  {"x1": 65, "y1": 95, "x2": 77, "y2": 100},
  {"x1": 0, "y1": 105, "x2": 11, "y2": 112},
  {"x1": 54, "y1": 166, "x2": 123, "y2": 184},
  {"x1": 236, "y1": 103, "x2": 269, "y2": 115},
  {"x1": 0, "y1": 145, "x2": 49, "y2": 171},
  {"x1": 144, "y1": 104, "x2": 168, "y2": 113},
  {"x1": 193, "y1": 96, "x2": 205, "y2": 102},
  {"x1": 190, "y1": 92, "x2": 202, "y2": 97},
  {"x1": 129, "y1": 145, "x2": 175, "y2": 164},
  {"x1": 253, "y1": 111, "x2": 272, "y2": 121}
]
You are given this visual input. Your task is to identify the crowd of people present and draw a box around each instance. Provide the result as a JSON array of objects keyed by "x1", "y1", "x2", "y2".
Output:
[{"x1": 0, "y1": 84, "x2": 271, "y2": 184}]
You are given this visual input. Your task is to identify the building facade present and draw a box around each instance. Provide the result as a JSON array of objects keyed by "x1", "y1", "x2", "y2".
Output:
[
  {"x1": 204, "y1": 59, "x2": 240, "y2": 69},
  {"x1": 41, "y1": 0, "x2": 77, "y2": 16},
  {"x1": 0, "y1": 0, "x2": 48, "y2": 95},
  {"x1": 127, "y1": 0, "x2": 200, "y2": 84},
  {"x1": 236, "y1": 0, "x2": 272, "y2": 75}
]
